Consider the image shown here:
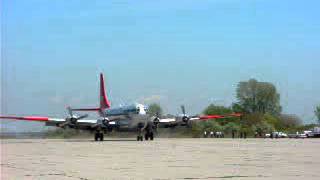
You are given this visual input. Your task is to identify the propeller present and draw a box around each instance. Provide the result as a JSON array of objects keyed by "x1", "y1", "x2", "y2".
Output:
[
  {"x1": 181, "y1": 105, "x2": 186, "y2": 115},
  {"x1": 59, "y1": 107, "x2": 88, "y2": 128},
  {"x1": 153, "y1": 112, "x2": 160, "y2": 124},
  {"x1": 152, "y1": 112, "x2": 161, "y2": 132},
  {"x1": 181, "y1": 105, "x2": 190, "y2": 124}
]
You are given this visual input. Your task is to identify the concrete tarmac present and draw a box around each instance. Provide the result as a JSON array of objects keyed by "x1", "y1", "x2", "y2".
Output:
[{"x1": 1, "y1": 138, "x2": 320, "y2": 180}]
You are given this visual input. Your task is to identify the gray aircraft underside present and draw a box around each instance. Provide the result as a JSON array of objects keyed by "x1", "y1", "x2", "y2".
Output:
[{"x1": 45, "y1": 113, "x2": 153, "y2": 132}]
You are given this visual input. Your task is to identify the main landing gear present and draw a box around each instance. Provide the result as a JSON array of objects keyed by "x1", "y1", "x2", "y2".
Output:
[
  {"x1": 144, "y1": 131, "x2": 154, "y2": 141},
  {"x1": 94, "y1": 131, "x2": 104, "y2": 141},
  {"x1": 137, "y1": 135, "x2": 143, "y2": 141},
  {"x1": 136, "y1": 122, "x2": 155, "y2": 141},
  {"x1": 137, "y1": 131, "x2": 154, "y2": 141}
]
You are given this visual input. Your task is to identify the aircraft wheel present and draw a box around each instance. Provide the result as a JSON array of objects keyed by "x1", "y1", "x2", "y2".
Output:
[
  {"x1": 137, "y1": 135, "x2": 143, "y2": 141},
  {"x1": 95, "y1": 132, "x2": 104, "y2": 141},
  {"x1": 145, "y1": 133, "x2": 149, "y2": 141},
  {"x1": 100, "y1": 133, "x2": 104, "y2": 141},
  {"x1": 150, "y1": 132, "x2": 154, "y2": 141},
  {"x1": 94, "y1": 133, "x2": 99, "y2": 141}
]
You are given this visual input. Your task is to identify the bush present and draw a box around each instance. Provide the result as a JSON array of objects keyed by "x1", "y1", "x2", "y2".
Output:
[{"x1": 224, "y1": 122, "x2": 240, "y2": 134}]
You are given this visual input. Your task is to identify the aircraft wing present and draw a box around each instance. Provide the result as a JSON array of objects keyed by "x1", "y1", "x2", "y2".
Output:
[
  {"x1": 156, "y1": 113, "x2": 241, "y2": 126},
  {"x1": 0, "y1": 115, "x2": 99, "y2": 126},
  {"x1": 198, "y1": 113, "x2": 242, "y2": 120},
  {"x1": 158, "y1": 118, "x2": 176, "y2": 123},
  {"x1": 0, "y1": 116, "x2": 61, "y2": 122}
]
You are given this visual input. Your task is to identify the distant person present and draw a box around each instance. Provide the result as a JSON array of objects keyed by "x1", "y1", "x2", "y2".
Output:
[
  {"x1": 204, "y1": 131, "x2": 207, "y2": 138},
  {"x1": 232, "y1": 130, "x2": 235, "y2": 139},
  {"x1": 216, "y1": 132, "x2": 220, "y2": 138},
  {"x1": 216, "y1": 132, "x2": 223, "y2": 138},
  {"x1": 210, "y1": 131, "x2": 214, "y2": 138},
  {"x1": 244, "y1": 132, "x2": 247, "y2": 139}
]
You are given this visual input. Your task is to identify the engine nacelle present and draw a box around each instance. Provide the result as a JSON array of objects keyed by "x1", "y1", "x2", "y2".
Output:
[
  {"x1": 101, "y1": 118, "x2": 111, "y2": 127},
  {"x1": 182, "y1": 116, "x2": 189, "y2": 123}
]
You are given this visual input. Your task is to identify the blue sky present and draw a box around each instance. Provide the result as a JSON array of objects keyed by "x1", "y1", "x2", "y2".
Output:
[{"x1": 1, "y1": 0, "x2": 320, "y2": 131}]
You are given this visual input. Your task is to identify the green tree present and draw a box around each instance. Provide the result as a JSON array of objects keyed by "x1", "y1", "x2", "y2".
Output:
[
  {"x1": 191, "y1": 122, "x2": 203, "y2": 138},
  {"x1": 224, "y1": 122, "x2": 240, "y2": 134},
  {"x1": 236, "y1": 79, "x2": 281, "y2": 115},
  {"x1": 240, "y1": 113, "x2": 277, "y2": 133},
  {"x1": 263, "y1": 113, "x2": 280, "y2": 130},
  {"x1": 252, "y1": 121, "x2": 274, "y2": 135},
  {"x1": 203, "y1": 104, "x2": 232, "y2": 115},
  {"x1": 191, "y1": 120, "x2": 225, "y2": 137},
  {"x1": 203, "y1": 104, "x2": 235, "y2": 126},
  {"x1": 279, "y1": 114, "x2": 302, "y2": 129},
  {"x1": 315, "y1": 105, "x2": 320, "y2": 124},
  {"x1": 232, "y1": 103, "x2": 245, "y2": 113},
  {"x1": 202, "y1": 120, "x2": 223, "y2": 132},
  {"x1": 242, "y1": 113, "x2": 264, "y2": 126},
  {"x1": 147, "y1": 103, "x2": 163, "y2": 116}
]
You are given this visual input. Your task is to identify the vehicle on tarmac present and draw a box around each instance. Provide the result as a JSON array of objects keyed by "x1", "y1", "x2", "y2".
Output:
[
  {"x1": 265, "y1": 132, "x2": 288, "y2": 138},
  {"x1": 306, "y1": 127, "x2": 320, "y2": 138}
]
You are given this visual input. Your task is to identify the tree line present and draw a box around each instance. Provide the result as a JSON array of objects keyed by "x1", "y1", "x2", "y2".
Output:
[{"x1": 148, "y1": 79, "x2": 320, "y2": 137}]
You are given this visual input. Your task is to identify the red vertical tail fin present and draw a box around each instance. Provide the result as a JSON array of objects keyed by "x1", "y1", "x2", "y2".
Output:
[
  {"x1": 100, "y1": 73, "x2": 111, "y2": 109},
  {"x1": 71, "y1": 73, "x2": 111, "y2": 113}
]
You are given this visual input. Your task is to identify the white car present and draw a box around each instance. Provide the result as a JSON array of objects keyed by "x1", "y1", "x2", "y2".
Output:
[
  {"x1": 265, "y1": 132, "x2": 288, "y2": 138},
  {"x1": 277, "y1": 132, "x2": 288, "y2": 138}
]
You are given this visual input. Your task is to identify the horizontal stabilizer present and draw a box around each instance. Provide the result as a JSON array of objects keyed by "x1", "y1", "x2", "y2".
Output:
[
  {"x1": 71, "y1": 73, "x2": 110, "y2": 115},
  {"x1": 71, "y1": 108, "x2": 100, "y2": 112}
]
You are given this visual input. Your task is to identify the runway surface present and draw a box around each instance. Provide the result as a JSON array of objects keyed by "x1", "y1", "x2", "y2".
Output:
[{"x1": 1, "y1": 138, "x2": 320, "y2": 180}]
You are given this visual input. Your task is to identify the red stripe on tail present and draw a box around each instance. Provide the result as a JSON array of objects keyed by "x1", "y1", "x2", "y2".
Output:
[{"x1": 100, "y1": 73, "x2": 111, "y2": 109}]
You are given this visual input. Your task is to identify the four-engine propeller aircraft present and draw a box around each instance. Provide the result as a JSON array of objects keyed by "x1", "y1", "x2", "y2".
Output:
[{"x1": 0, "y1": 73, "x2": 241, "y2": 141}]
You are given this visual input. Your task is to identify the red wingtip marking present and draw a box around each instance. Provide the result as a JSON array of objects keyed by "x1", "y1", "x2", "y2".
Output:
[
  {"x1": 200, "y1": 115, "x2": 225, "y2": 120},
  {"x1": 0, "y1": 116, "x2": 49, "y2": 122},
  {"x1": 24, "y1": 116, "x2": 49, "y2": 121},
  {"x1": 199, "y1": 113, "x2": 242, "y2": 120}
]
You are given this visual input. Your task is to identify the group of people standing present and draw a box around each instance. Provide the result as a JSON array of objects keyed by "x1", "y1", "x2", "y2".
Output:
[
  {"x1": 203, "y1": 131, "x2": 224, "y2": 138},
  {"x1": 203, "y1": 130, "x2": 248, "y2": 139}
]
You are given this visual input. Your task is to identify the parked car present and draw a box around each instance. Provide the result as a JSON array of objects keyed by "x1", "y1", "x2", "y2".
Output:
[{"x1": 265, "y1": 132, "x2": 288, "y2": 138}]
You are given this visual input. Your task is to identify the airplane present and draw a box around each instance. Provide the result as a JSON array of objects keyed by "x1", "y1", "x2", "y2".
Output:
[{"x1": 0, "y1": 73, "x2": 241, "y2": 141}]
